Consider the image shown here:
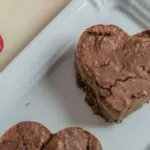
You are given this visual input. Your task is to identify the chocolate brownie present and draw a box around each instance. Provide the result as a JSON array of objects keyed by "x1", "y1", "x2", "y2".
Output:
[
  {"x1": 75, "y1": 24, "x2": 150, "y2": 123},
  {"x1": 43, "y1": 127, "x2": 102, "y2": 150},
  {"x1": 0, "y1": 121, "x2": 52, "y2": 150},
  {"x1": 134, "y1": 29, "x2": 150, "y2": 38},
  {"x1": 0, "y1": 122, "x2": 102, "y2": 150}
]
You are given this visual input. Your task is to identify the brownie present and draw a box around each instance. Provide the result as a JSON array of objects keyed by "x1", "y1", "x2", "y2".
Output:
[
  {"x1": 0, "y1": 122, "x2": 102, "y2": 150},
  {"x1": 75, "y1": 24, "x2": 150, "y2": 123},
  {"x1": 0, "y1": 121, "x2": 52, "y2": 150},
  {"x1": 134, "y1": 29, "x2": 150, "y2": 38},
  {"x1": 43, "y1": 127, "x2": 102, "y2": 150}
]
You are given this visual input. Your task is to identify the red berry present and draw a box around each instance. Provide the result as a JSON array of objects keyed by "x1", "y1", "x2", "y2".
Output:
[{"x1": 0, "y1": 35, "x2": 4, "y2": 52}]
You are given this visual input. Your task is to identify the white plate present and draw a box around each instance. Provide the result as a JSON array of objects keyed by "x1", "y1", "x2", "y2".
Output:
[{"x1": 1, "y1": 0, "x2": 150, "y2": 150}]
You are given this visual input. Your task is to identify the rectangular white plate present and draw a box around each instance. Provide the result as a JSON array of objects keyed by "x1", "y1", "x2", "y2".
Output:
[{"x1": 1, "y1": 0, "x2": 150, "y2": 150}]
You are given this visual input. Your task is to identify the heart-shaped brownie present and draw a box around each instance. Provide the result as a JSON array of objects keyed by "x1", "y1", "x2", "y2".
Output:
[
  {"x1": 44, "y1": 127, "x2": 102, "y2": 150},
  {"x1": 0, "y1": 121, "x2": 52, "y2": 150},
  {"x1": 75, "y1": 24, "x2": 150, "y2": 123},
  {"x1": 0, "y1": 121, "x2": 102, "y2": 150}
]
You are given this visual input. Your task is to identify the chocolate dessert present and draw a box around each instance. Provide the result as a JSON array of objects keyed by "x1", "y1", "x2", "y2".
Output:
[
  {"x1": 43, "y1": 127, "x2": 102, "y2": 150},
  {"x1": 0, "y1": 122, "x2": 102, "y2": 150},
  {"x1": 0, "y1": 121, "x2": 52, "y2": 150},
  {"x1": 134, "y1": 30, "x2": 150, "y2": 38},
  {"x1": 75, "y1": 24, "x2": 150, "y2": 123}
]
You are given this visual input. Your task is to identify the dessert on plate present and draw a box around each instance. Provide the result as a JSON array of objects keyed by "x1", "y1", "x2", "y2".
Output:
[
  {"x1": 75, "y1": 24, "x2": 150, "y2": 123},
  {"x1": 0, "y1": 121, "x2": 102, "y2": 150},
  {"x1": 0, "y1": 121, "x2": 51, "y2": 150},
  {"x1": 44, "y1": 127, "x2": 102, "y2": 150}
]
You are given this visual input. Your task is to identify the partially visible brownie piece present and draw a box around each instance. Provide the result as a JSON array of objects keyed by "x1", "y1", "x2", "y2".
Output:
[
  {"x1": 75, "y1": 24, "x2": 150, "y2": 123},
  {"x1": 0, "y1": 122, "x2": 103, "y2": 150},
  {"x1": 43, "y1": 127, "x2": 102, "y2": 150},
  {"x1": 134, "y1": 30, "x2": 150, "y2": 38},
  {"x1": 0, "y1": 121, "x2": 52, "y2": 150}
]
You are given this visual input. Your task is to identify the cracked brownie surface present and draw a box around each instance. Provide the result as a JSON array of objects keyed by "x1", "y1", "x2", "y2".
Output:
[
  {"x1": 0, "y1": 121, "x2": 52, "y2": 150},
  {"x1": 75, "y1": 24, "x2": 150, "y2": 122},
  {"x1": 43, "y1": 127, "x2": 102, "y2": 150}
]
